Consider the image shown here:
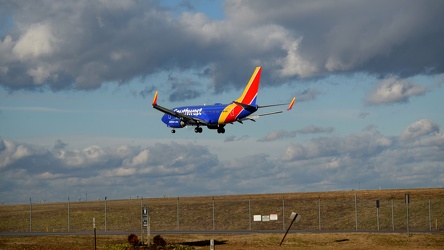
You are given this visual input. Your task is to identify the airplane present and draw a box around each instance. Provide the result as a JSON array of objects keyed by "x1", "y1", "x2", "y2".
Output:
[{"x1": 152, "y1": 66, "x2": 295, "y2": 134}]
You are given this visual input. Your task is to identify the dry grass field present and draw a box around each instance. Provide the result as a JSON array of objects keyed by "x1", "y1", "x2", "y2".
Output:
[
  {"x1": 0, "y1": 188, "x2": 443, "y2": 249},
  {"x1": 0, "y1": 232, "x2": 443, "y2": 249}
]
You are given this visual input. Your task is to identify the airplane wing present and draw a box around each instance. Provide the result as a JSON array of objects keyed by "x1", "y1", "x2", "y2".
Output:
[
  {"x1": 240, "y1": 97, "x2": 295, "y2": 122},
  {"x1": 152, "y1": 91, "x2": 209, "y2": 125}
]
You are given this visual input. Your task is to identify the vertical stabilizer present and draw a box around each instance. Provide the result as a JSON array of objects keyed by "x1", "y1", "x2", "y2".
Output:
[{"x1": 235, "y1": 66, "x2": 261, "y2": 106}]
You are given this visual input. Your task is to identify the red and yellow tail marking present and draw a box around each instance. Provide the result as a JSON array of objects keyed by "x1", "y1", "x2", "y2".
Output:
[
  {"x1": 218, "y1": 103, "x2": 242, "y2": 124},
  {"x1": 235, "y1": 66, "x2": 261, "y2": 105},
  {"x1": 218, "y1": 67, "x2": 262, "y2": 124},
  {"x1": 152, "y1": 91, "x2": 158, "y2": 106},
  {"x1": 287, "y1": 97, "x2": 296, "y2": 111}
]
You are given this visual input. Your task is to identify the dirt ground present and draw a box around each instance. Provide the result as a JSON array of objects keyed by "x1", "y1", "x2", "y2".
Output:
[{"x1": 0, "y1": 232, "x2": 443, "y2": 250}]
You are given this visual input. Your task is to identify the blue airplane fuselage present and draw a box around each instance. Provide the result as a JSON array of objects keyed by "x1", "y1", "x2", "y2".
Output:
[{"x1": 161, "y1": 103, "x2": 257, "y2": 128}]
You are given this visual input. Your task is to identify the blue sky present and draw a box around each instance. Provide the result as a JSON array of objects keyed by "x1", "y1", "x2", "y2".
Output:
[{"x1": 1, "y1": 0, "x2": 443, "y2": 204}]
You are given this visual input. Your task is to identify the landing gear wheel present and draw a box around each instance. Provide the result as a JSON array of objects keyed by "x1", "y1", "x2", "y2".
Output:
[
  {"x1": 194, "y1": 127, "x2": 203, "y2": 133},
  {"x1": 217, "y1": 127, "x2": 225, "y2": 134},
  {"x1": 171, "y1": 129, "x2": 176, "y2": 133}
]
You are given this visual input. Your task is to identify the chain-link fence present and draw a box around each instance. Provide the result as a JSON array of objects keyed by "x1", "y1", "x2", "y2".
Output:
[{"x1": 1, "y1": 192, "x2": 443, "y2": 233}]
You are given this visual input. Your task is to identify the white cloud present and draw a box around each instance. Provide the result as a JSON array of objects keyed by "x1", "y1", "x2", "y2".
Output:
[
  {"x1": 295, "y1": 88, "x2": 322, "y2": 102},
  {"x1": 258, "y1": 125, "x2": 333, "y2": 142},
  {"x1": 12, "y1": 23, "x2": 59, "y2": 60},
  {"x1": 296, "y1": 125, "x2": 334, "y2": 134},
  {"x1": 366, "y1": 75, "x2": 428, "y2": 105},
  {"x1": 400, "y1": 119, "x2": 440, "y2": 141},
  {"x1": 278, "y1": 38, "x2": 318, "y2": 78},
  {"x1": 258, "y1": 130, "x2": 297, "y2": 142}
]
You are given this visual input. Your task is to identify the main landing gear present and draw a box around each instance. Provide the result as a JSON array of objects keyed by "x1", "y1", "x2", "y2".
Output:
[{"x1": 170, "y1": 126, "x2": 225, "y2": 134}]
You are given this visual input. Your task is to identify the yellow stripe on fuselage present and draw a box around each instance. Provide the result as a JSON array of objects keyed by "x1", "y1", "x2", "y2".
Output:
[{"x1": 218, "y1": 103, "x2": 237, "y2": 124}]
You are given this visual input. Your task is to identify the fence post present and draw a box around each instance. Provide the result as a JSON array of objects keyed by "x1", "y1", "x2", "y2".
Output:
[
  {"x1": 282, "y1": 197, "x2": 285, "y2": 231},
  {"x1": 68, "y1": 197, "x2": 70, "y2": 232},
  {"x1": 318, "y1": 197, "x2": 321, "y2": 230},
  {"x1": 376, "y1": 200, "x2": 380, "y2": 231},
  {"x1": 212, "y1": 197, "x2": 215, "y2": 231},
  {"x1": 428, "y1": 199, "x2": 431, "y2": 231},
  {"x1": 391, "y1": 199, "x2": 394, "y2": 231},
  {"x1": 29, "y1": 197, "x2": 32, "y2": 232},
  {"x1": 104, "y1": 197, "x2": 107, "y2": 231},
  {"x1": 405, "y1": 194, "x2": 410, "y2": 234},
  {"x1": 354, "y1": 194, "x2": 358, "y2": 231},
  {"x1": 248, "y1": 198, "x2": 251, "y2": 231},
  {"x1": 177, "y1": 197, "x2": 180, "y2": 230},
  {"x1": 140, "y1": 199, "x2": 143, "y2": 244}
]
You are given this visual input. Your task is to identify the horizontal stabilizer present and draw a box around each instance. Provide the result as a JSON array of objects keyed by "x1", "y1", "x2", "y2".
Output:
[
  {"x1": 258, "y1": 103, "x2": 288, "y2": 108},
  {"x1": 240, "y1": 96, "x2": 295, "y2": 122}
]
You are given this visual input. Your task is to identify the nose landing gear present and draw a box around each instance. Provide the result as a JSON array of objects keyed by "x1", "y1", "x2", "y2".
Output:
[{"x1": 194, "y1": 127, "x2": 203, "y2": 133}]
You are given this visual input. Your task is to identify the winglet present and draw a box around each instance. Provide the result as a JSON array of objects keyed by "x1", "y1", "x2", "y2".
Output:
[
  {"x1": 287, "y1": 97, "x2": 296, "y2": 111},
  {"x1": 152, "y1": 91, "x2": 158, "y2": 106}
]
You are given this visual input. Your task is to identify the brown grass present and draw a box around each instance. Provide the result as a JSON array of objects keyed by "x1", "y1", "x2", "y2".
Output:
[
  {"x1": 0, "y1": 188, "x2": 443, "y2": 249},
  {"x1": 0, "y1": 233, "x2": 443, "y2": 250}
]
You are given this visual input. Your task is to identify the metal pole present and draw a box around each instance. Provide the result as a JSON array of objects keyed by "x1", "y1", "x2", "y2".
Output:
[
  {"x1": 376, "y1": 200, "x2": 380, "y2": 231},
  {"x1": 176, "y1": 197, "x2": 180, "y2": 230},
  {"x1": 212, "y1": 197, "x2": 215, "y2": 231},
  {"x1": 318, "y1": 197, "x2": 321, "y2": 230},
  {"x1": 140, "y1": 199, "x2": 143, "y2": 244},
  {"x1": 248, "y1": 199, "x2": 251, "y2": 231},
  {"x1": 93, "y1": 218, "x2": 96, "y2": 250},
  {"x1": 282, "y1": 197, "x2": 285, "y2": 231},
  {"x1": 147, "y1": 212, "x2": 151, "y2": 246},
  {"x1": 68, "y1": 197, "x2": 70, "y2": 232},
  {"x1": 407, "y1": 201, "x2": 409, "y2": 234},
  {"x1": 354, "y1": 194, "x2": 358, "y2": 231},
  {"x1": 29, "y1": 197, "x2": 32, "y2": 232},
  {"x1": 428, "y1": 199, "x2": 431, "y2": 231},
  {"x1": 391, "y1": 199, "x2": 394, "y2": 231},
  {"x1": 104, "y1": 197, "x2": 107, "y2": 231},
  {"x1": 406, "y1": 194, "x2": 410, "y2": 235},
  {"x1": 280, "y1": 213, "x2": 298, "y2": 246},
  {"x1": 377, "y1": 207, "x2": 380, "y2": 230}
]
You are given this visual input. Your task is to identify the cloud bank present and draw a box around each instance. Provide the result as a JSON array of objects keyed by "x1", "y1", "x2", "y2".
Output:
[
  {"x1": 1, "y1": 119, "x2": 442, "y2": 203},
  {"x1": 1, "y1": 0, "x2": 443, "y2": 95}
]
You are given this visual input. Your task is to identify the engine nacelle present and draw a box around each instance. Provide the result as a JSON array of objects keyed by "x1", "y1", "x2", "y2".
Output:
[
  {"x1": 163, "y1": 115, "x2": 188, "y2": 128},
  {"x1": 167, "y1": 119, "x2": 187, "y2": 128}
]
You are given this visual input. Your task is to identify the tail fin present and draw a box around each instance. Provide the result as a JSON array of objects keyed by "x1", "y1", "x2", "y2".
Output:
[{"x1": 235, "y1": 66, "x2": 261, "y2": 106}]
